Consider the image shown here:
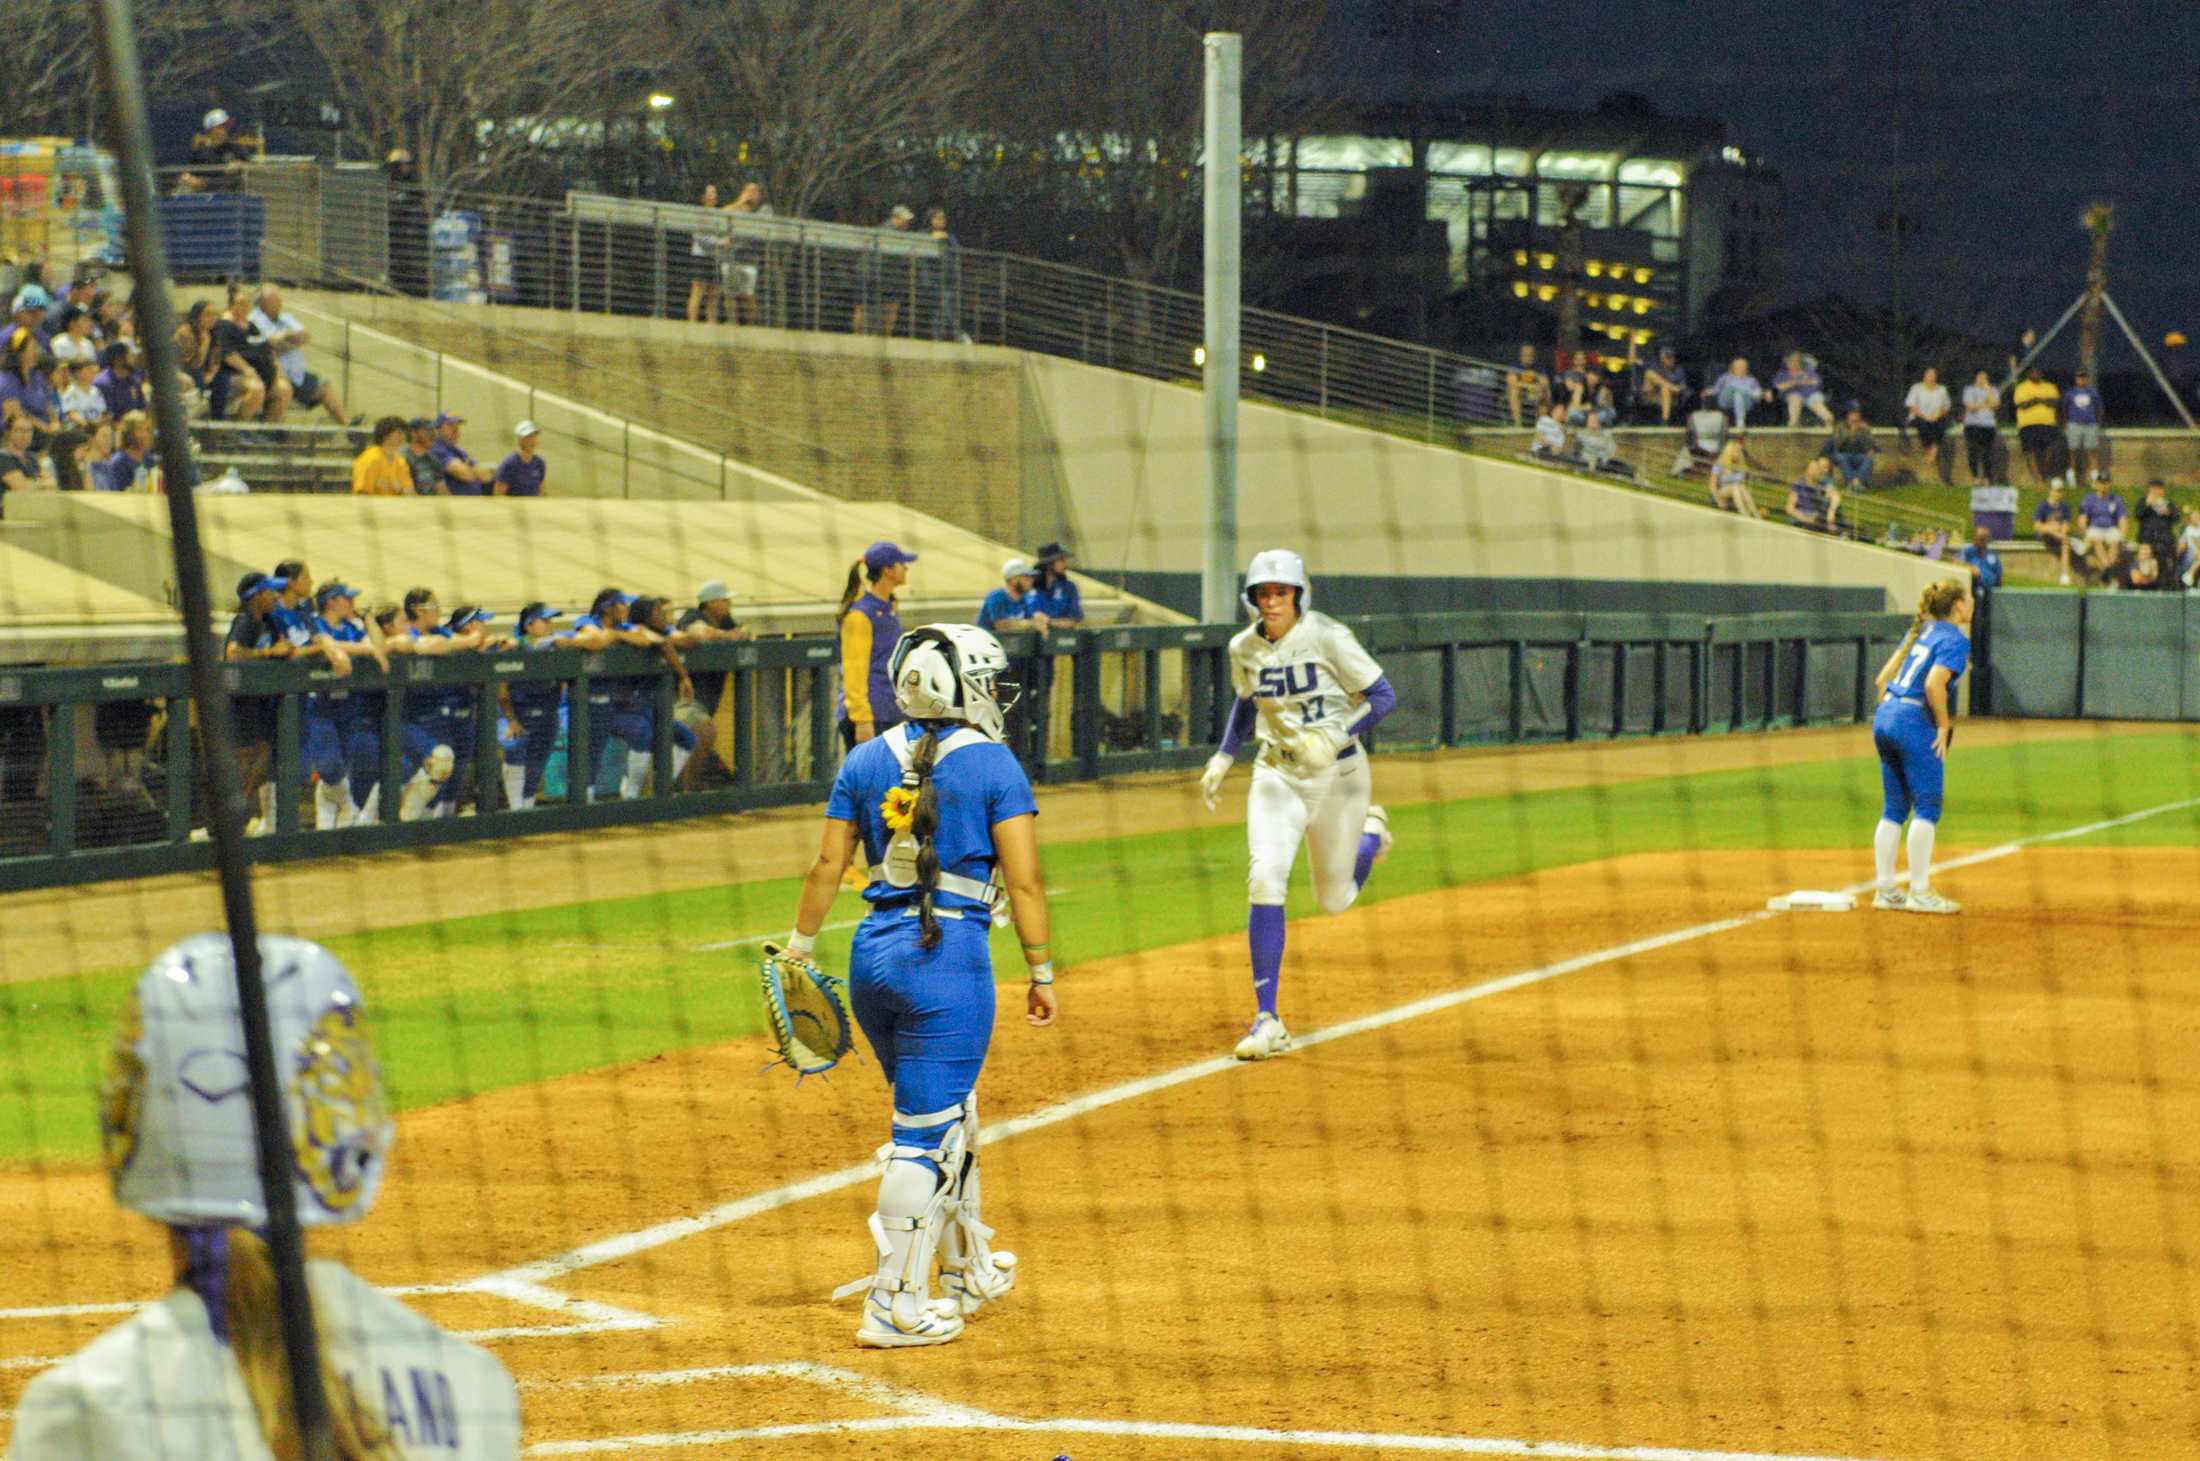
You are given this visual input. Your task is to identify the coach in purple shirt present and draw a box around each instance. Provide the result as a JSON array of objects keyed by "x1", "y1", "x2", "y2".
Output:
[
  {"x1": 430, "y1": 411, "x2": 494, "y2": 495},
  {"x1": 2079, "y1": 482, "x2": 2126, "y2": 579},
  {"x1": 493, "y1": 419, "x2": 547, "y2": 497}
]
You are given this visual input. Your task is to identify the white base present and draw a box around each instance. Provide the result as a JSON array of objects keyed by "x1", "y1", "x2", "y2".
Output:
[{"x1": 1766, "y1": 890, "x2": 1858, "y2": 912}]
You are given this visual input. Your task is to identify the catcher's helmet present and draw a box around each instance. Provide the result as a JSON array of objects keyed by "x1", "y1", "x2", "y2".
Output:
[
  {"x1": 102, "y1": 934, "x2": 392, "y2": 1229},
  {"x1": 890, "y1": 623, "x2": 1017, "y2": 740},
  {"x1": 1242, "y1": 548, "x2": 1311, "y2": 613}
]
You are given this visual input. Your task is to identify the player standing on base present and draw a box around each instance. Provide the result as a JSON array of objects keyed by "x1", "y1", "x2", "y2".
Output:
[
  {"x1": 1869, "y1": 578, "x2": 1972, "y2": 914},
  {"x1": 6, "y1": 934, "x2": 520, "y2": 1459},
  {"x1": 782, "y1": 624, "x2": 1057, "y2": 1348},
  {"x1": 1199, "y1": 550, "x2": 1398, "y2": 1060}
]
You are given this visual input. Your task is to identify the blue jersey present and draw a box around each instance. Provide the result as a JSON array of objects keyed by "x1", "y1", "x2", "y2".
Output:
[
  {"x1": 508, "y1": 632, "x2": 572, "y2": 716},
  {"x1": 827, "y1": 722, "x2": 1036, "y2": 913},
  {"x1": 270, "y1": 602, "x2": 318, "y2": 652},
  {"x1": 1030, "y1": 575, "x2": 1081, "y2": 622},
  {"x1": 1882, "y1": 620, "x2": 1969, "y2": 709},
  {"x1": 308, "y1": 617, "x2": 369, "y2": 720},
  {"x1": 976, "y1": 587, "x2": 1032, "y2": 633}
]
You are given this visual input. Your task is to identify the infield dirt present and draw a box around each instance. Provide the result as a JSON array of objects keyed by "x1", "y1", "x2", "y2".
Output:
[{"x1": 6, "y1": 835, "x2": 2195, "y2": 1459}]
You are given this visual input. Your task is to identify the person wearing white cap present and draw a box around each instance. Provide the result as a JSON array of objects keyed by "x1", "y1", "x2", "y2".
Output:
[
  {"x1": 493, "y1": 420, "x2": 546, "y2": 496},
  {"x1": 186, "y1": 108, "x2": 260, "y2": 194},
  {"x1": 977, "y1": 558, "x2": 1049, "y2": 640}
]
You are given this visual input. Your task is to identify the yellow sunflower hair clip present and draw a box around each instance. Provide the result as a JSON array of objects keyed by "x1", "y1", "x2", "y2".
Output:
[{"x1": 880, "y1": 786, "x2": 918, "y2": 832}]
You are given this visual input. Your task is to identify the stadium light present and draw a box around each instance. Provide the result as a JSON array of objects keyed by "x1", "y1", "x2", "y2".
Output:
[{"x1": 647, "y1": 93, "x2": 676, "y2": 111}]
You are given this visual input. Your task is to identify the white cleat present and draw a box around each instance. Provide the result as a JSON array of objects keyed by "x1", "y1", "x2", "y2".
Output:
[
  {"x1": 1904, "y1": 889, "x2": 1961, "y2": 915},
  {"x1": 855, "y1": 1295, "x2": 965, "y2": 1348},
  {"x1": 1364, "y1": 804, "x2": 1393, "y2": 862},
  {"x1": 939, "y1": 1252, "x2": 1017, "y2": 1318},
  {"x1": 1871, "y1": 887, "x2": 1907, "y2": 910},
  {"x1": 1234, "y1": 1011, "x2": 1294, "y2": 1062}
]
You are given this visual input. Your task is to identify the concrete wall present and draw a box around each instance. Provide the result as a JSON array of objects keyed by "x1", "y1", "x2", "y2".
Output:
[{"x1": 1017, "y1": 355, "x2": 1955, "y2": 611}]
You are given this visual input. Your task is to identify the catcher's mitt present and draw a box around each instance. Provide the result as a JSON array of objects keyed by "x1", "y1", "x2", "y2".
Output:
[{"x1": 759, "y1": 942, "x2": 855, "y2": 1078}]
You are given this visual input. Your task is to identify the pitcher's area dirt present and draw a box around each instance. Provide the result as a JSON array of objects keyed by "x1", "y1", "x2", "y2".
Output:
[
  {"x1": 0, "y1": 717, "x2": 2169, "y2": 982},
  {"x1": 6, "y1": 841, "x2": 2196, "y2": 1460}
]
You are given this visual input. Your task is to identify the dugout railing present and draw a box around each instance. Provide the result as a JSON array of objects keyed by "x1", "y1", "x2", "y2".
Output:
[{"x1": 0, "y1": 608, "x2": 1915, "y2": 893}]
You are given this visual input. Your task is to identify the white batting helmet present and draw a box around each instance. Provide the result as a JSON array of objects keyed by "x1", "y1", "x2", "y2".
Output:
[
  {"x1": 890, "y1": 623, "x2": 1017, "y2": 741},
  {"x1": 1242, "y1": 548, "x2": 1311, "y2": 613},
  {"x1": 101, "y1": 934, "x2": 393, "y2": 1230}
]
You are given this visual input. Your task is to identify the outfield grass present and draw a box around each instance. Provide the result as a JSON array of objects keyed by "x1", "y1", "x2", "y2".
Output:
[{"x1": 4, "y1": 730, "x2": 2194, "y2": 1166}]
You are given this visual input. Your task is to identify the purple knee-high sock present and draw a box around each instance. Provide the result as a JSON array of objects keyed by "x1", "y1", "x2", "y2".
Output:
[
  {"x1": 1352, "y1": 832, "x2": 1382, "y2": 891},
  {"x1": 1249, "y1": 904, "x2": 1286, "y2": 1016}
]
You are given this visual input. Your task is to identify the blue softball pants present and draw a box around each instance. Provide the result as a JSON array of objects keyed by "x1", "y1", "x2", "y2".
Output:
[
  {"x1": 1872, "y1": 699, "x2": 1945, "y2": 825},
  {"x1": 848, "y1": 912, "x2": 996, "y2": 1173}
]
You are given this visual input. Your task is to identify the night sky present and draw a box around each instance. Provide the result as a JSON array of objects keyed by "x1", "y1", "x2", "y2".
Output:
[{"x1": 1328, "y1": 0, "x2": 2200, "y2": 371}]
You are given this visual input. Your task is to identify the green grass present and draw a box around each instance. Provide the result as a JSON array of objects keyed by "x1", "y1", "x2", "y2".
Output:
[{"x1": 5, "y1": 730, "x2": 2194, "y2": 1166}]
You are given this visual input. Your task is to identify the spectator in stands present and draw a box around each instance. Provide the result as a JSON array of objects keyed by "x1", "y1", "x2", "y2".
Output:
[
  {"x1": 49, "y1": 306, "x2": 98, "y2": 369},
  {"x1": 979, "y1": 558, "x2": 1048, "y2": 638},
  {"x1": 2062, "y1": 368, "x2": 2104, "y2": 487},
  {"x1": 429, "y1": 412, "x2": 494, "y2": 494},
  {"x1": 837, "y1": 542, "x2": 913, "y2": 746},
  {"x1": 350, "y1": 416, "x2": 414, "y2": 495},
  {"x1": 2129, "y1": 543, "x2": 2162, "y2": 591},
  {"x1": 1576, "y1": 411, "x2": 1619, "y2": 473},
  {"x1": 723, "y1": 183, "x2": 771, "y2": 327},
  {"x1": 47, "y1": 428, "x2": 90, "y2": 493},
  {"x1": 2135, "y1": 480, "x2": 2179, "y2": 586},
  {"x1": 1710, "y1": 438, "x2": 1762, "y2": 519},
  {"x1": 1506, "y1": 344, "x2": 1549, "y2": 427},
  {"x1": 250, "y1": 286, "x2": 356, "y2": 426},
  {"x1": 401, "y1": 418, "x2": 443, "y2": 495},
  {"x1": 1785, "y1": 455, "x2": 1845, "y2": 533},
  {"x1": 1960, "y1": 526, "x2": 2004, "y2": 591},
  {"x1": 686, "y1": 183, "x2": 727, "y2": 323},
  {"x1": 103, "y1": 412, "x2": 157, "y2": 493},
  {"x1": 173, "y1": 300, "x2": 217, "y2": 402},
  {"x1": 1960, "y1": 370, "x2": 2001, "y2": 484},
  {"x1": 1774, "y1": 351, "x2": 1833, "y2": 428},
  {"x1": 185, "y1": 108, "x2": 261, "y2": 193},
  {"x1": 2012, "y1": 365, "x2": 2060, "y2": 488},
  {"x1": 2179, "y1": 507, "x2": 2200, "y2": 589},
  {"x1": 1824, "y1": 407, "x2": 1878, "y2": 491},
  {"x1": 918, "y1": 206, "x2": 964, "y2": 340},
  {"x1": 1031, "y1": 542, "x2": 1082, "y2": 627},
  {"x1": 94, "y1": 342, "x2": 145, "y2": 420},
  {"x1": 1644, "y1": 345, "x2": 1687, "y2": 423},
  {"x1": 59, "y1": 357, "x2": 106, "y2": 428},
  {"x1": 1, "y1": 328, "x2": 61, "y2": 448},
  {"x1": 11, "y1": 285, "x2": 52, "y2": 349},
  {"x1": 2079, "y1": 478, "x2": 2128, "y2": 578},
  {"x1": 1903, "y1": 367, "x2": 1954, "y2": 485},
  {"x1": 852, "y1": 204, "x2": 917, "y2": 336},
  {"x1": 1709, "y1": 356, "x2": 1763, "y2": 429},
  {"x1": 0, "y1": 410, "x2": 50, "y2": 513},
  {"x1": 2032, "y1": 481, "x2": 2075, "y2": 584},
  {"x1": 2008, "y1": 326, "x2": 2037, "y2": 379},
  {"x1": 95, "y1": 291, "x2": 130, "y2": 352},
  {"x1": 494, "y1": 421, "x2": 548, "y2": 496},
  {"x1": 209, "y1": 288, "x2": 274, "y2": 423},
  {"x1": 1530, "y1": 399, "x2": 1571, "y2": 459}
]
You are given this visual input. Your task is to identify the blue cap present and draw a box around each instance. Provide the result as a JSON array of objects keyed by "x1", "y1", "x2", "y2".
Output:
[
  {"x1": 237, "y1": 572, "x2": 287, "y2": 602},
  {"x1": 11, "y1": 285, "x2": 52, "y2": 314},
  {"x1": 445, "y1": 606, "x2": 495, "y2": 631},
  {"x1": 315, "y1": 582, "x2": 360, "y2": 606},
  {"x1": 863, "y1": 540, "x2": 917, "y2": 571},
  {"x1": 518, "y1": 602, "x2": 562, "y2": 629},
  {"x1": 434, "y1": 411, "x2": 464, "y2": 428}
]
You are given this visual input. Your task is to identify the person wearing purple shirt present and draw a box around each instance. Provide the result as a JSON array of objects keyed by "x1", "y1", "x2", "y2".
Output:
[
  {"x1": 1773, "y1": 351, "x2": 1833, "y2": 427},
  {"x1": 493, "y1": 419, "x2": 547, "y2": 497},
  {"x1": 92, "y1": 344, "x2": 145, "y2": 419},
  {"x1": 1708, "y1": 356, "x2": 1763, "y2": 428},
  {"x1": 428, "y1": 411, "x2": 494, "y2": 494},
  {"x1": 2061, "y1": 370, "x2": 2103, "y2": 487},
  {"x1": 2079, "y1": 481, "x2": 2126, "y2": 580}
]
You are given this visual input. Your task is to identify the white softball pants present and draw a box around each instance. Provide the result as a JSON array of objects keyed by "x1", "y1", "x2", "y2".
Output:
[{"x1": 1246, "y1": 753, "x2": 1371, "y2": 914}]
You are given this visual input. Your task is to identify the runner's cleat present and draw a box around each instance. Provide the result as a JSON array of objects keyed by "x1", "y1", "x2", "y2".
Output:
[
  {"x1": 1871, "y1": 887, "x2": 1907, "y2": 910},
  {"x1": 1234, "y1": 1011, "x2": 1295, "y2": 1062},
  {"x1": 1904, "y1": 889, "x2": 1961, "y2": 915}
]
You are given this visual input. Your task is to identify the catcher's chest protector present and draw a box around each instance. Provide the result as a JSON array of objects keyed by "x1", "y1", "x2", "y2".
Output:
[{"x1": 879, "y1": 727, "x2": 989, "y2": 889}]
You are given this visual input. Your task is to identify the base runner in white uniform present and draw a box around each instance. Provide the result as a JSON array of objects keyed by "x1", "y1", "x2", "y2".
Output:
[
  {"x1": 6, "y1": 934, "x2": 521, "y2": 1461},
  {"x1": 1198, "y1": 550, "x2": 1399, "y2": 1060}
]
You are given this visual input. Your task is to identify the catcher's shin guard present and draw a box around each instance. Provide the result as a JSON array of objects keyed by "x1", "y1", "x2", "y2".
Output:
[
  {"x1": 313, "y1": 776, "x2": 354, "y2": 830},
  {"x1": 938, "y1": 1095, "x2": 1017, "y2": 1318},
  {"x1": 501, "y1": 762, "x2": 525, "y2": 812},
  {"x1": 838, "y1": 1153, "x2": 963, "y2": 1347},
  {"x1": 398, "y1": 745, "x2": 454, "y2": 822}
]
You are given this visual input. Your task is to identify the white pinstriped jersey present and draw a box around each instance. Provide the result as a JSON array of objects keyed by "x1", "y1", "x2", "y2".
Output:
[
  {"x1": 5, "y1": 1262, "x2": 520, "y2": 1460},
  {"x1": 1228, "y1": 611, "x2": 1383, "y2": 770}
]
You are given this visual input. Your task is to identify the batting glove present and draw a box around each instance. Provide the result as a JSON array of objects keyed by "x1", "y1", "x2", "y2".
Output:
[{"x1": 1199, "y1": 752, "x2": 1232, "y2": 810}]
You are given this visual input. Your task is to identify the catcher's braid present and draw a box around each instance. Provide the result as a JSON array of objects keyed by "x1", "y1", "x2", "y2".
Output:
[{"x1": 910, "y1": 730, "x2": 944, "y2": 949}]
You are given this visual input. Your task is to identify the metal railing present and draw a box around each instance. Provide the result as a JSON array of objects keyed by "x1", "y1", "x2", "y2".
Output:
[{"x1": 0, "y1": 607, "x2": 1912, "y2": 893}]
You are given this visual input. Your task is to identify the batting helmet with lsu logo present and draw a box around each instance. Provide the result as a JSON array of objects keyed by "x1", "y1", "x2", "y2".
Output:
[
  {"x1": 101, "y1": 934, "x2": 393, "y2": 1229},
  {"x1": 1242, "y1": 548, "x2": 1311, "y2": 613}
]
